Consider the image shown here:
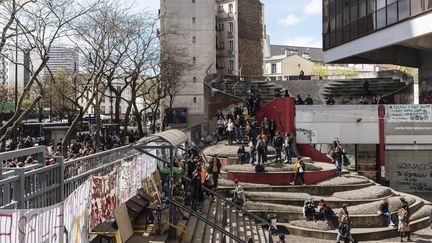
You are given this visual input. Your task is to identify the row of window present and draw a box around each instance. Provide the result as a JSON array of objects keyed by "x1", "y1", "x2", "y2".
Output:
[
  {"x1": 323, "y1": 0, "x2": 432, "y2": 50},
  {"x1": 217, "y1": 59, "x2": 234, "y2": 70},
  {"x1": 217, "y1": 22, "x2": 235, "y2": 31},
  {"x1": 216, "y1": 40, "x2": 234, "y2": 50}
]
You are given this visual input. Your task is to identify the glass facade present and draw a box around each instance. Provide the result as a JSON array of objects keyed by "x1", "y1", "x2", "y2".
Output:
[{"x1": 323, "y1": 0, "x2": 432, "y2": 50}]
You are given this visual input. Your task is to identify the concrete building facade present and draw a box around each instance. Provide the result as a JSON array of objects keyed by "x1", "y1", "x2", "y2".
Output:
[
  {"x1": 322, "y1": 0, "x2": 432, "y2": 192},
  {"x1": 161, "y1": 0, "x2": 264, "y2": 128},
  {"x1": 44, "y1": 46, "x2": 79, "y2": 78}
]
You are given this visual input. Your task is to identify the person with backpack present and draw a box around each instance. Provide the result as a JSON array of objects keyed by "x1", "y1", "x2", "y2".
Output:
[
  {"x1": 336, "y1": 204, "x2": 357, "y2": 243},
  {"x1": 303, "y1": 197, "x2": 316, "y2": 221},
  {"x1": 398, "y1": 198, "x2": 412, "y2": 242},
  {"x1": 290, "y1": 157, "x2": 306, "y2": 185},
  {"x1": 332, "y1": 146, "x2": 345, "y2": 176},
  {"x1": 272, "y1": 132, "x2": 284, "y2": 163},
  {"x1": 284, "y1": 133, "x2": 294, "y2": 164}
]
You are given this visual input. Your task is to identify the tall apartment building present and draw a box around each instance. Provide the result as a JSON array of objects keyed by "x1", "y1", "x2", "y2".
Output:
[
  {"x1": 44, "y1": 46, "x2": 79, "y2": 77},
  {"x1": 160, "y1": 0, "x2": 264, "y2": 127},
  {"x1": 0, "y1": 48, "x2": 30, "y2": 89}
]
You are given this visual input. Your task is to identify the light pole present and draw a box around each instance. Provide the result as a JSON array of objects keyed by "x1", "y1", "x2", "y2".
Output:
[{"x1": 14, "y1": 25, "x2": 18, "y2": 141}]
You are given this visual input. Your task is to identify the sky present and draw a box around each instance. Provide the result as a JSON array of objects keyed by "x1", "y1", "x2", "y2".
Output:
[{"x1": 137, "y1": 0, "x2": 322, "y2": 48}]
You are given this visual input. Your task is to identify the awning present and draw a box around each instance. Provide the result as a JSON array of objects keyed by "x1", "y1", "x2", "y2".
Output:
[{"x1": 134, "y1": 129, "x2": 188, "y2": 148}]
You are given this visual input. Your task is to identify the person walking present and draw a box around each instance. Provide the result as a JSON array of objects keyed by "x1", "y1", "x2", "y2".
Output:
[
  {"x1": 332, "y1": 146, "x2": 345, "y2": 176},
  {"x1": 336, "y1": 204, "x2": 357, "y2": 243},
  {"x1": 379, "y1": 198, "x2": 395, "y2": 227},
  {"x1": 284, "y1": 133, "x2": 294, "y2": 164},
  {"x1": 272, "y1": 132, "x2": 284, "y2": 163},
  {"x1": 234, "y1": 115, "x2": 243, "y2": 143},
  {"x1": 290, "y1": 158, "x2": 305, "y2": 185}
]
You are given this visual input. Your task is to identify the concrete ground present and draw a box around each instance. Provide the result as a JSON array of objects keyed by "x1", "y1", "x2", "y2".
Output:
[{"x1": 272, "y1": 226, "x2": 432, "y2": 243}]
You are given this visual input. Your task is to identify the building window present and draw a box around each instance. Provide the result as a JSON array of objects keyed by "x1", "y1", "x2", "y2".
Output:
[
  {"x1": 192, "y1": 17, "x2": 196, "y2": 23},
  {"x1": 192, "y1": 36, "x2": 196, "y2": 43},
  {"x1": 218, "y1": 5, "x2": 223, "y2": 12},
  {"x1": 218, "y1": 41, "x2": 224, "y2": 49},
  {"x1": 229, "y1": 59, "x2": 234, "y2": 70},
  {"x1": 193, "y1": 97, "x2": 197, "y2": 103},
  {"x1": 229, "y1": 3, "x2": 233, "y2": 13},
  {"x1": 193, "y1": 76, "x2": 197, "y2": 83},
  {"x1": 229, "y1": 40, "x2": 233, "y2": 51},
  {"x1": 192, "y1": 0, "x2": 195, "y2": 3},
  {"x1": 193, "y1": 57, "x2": 196, "y2": 64},
  {"x1": 218, "y1": 23, "x2": 224, "y2": 31},
  {"x1": 271, "y1": 64, "x2": 277, "y2": 74},
  {"x1": 229, "y1": 22, "x2": 234, "y2": 31}
]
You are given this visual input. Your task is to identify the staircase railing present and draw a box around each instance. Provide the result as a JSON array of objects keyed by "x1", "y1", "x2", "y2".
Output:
[{"x1": 166, "y1": 197, "x2": 243, "y2": 243}]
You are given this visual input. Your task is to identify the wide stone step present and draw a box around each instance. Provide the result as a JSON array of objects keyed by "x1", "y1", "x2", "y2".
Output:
[
  {"x1": 191, "y1": 198, "x2": 212, "y2": 242},
  {"x1": 277, "y1": 215, "x2": 430, "y2": 241}
]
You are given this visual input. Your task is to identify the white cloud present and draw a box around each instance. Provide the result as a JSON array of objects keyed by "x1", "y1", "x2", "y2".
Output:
[
  {"x1": 277, "y1": 14, "x2": 303, "y2": 26},
  {"x1": 283, "y1": 36, "x2": 322, "y2": 48},
  {"x1": 304, "y1": 0, "x2": 322, "y2": 15}
]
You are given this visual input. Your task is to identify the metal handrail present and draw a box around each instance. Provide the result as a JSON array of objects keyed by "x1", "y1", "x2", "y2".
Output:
[
  {"x1": 166, "y1": 198, "x2": 243, "y2": 243},
  {"x1": 189, "y1": 144, "x2": 271, "y2": 227},
  {"x1": 183, "y1": 175, "x2": 271, "y2": 228}
]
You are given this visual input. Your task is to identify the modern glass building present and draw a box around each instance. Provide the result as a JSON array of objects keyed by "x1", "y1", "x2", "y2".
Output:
[
  {"x1": 323, "y1": 0, "x2": 432, "y2": 50},
  {"x1": 323, "y1": 0, "x2": 432, "y2": 104}
]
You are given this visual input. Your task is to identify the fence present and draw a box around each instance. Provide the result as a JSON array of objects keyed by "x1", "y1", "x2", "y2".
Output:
[{"x1": 0, "y1": 145, "x2": 135, "y2": 209}]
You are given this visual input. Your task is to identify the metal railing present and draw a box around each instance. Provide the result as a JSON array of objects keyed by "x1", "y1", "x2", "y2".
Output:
[
  {"x1": 166, "y1": 198, "x2": 243, "y2": 243},
  {"x1": 0, "y1": 145, "x2": 136, "y2": 209}
]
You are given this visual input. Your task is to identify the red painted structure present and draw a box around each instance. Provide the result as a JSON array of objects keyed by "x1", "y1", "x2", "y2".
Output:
[
  {"x1": 296, "y1": 144, "x2": 333, "y2": 163},
  {"x1": 227, "y1": 168, "x2": 338, "y2": 185},
  {"x1": 255, "y1": 97, "x2": 295, "y2": 134}
]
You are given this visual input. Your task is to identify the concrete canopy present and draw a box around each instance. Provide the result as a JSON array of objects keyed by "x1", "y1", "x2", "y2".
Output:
[{"x1": 134, "y1": 129, "x2": 188, "y2": 148}]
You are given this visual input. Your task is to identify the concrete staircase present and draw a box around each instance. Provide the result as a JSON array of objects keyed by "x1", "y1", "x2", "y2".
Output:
[
  {"x1": 216, "y1": 176, "x2": 431, "y2": 242},
  {"x1": 210, "y1": 78, "x2": 283, "y2": 103},
  {"x1": 183, "y1": 196, "x2": 269, "y2": 243}
]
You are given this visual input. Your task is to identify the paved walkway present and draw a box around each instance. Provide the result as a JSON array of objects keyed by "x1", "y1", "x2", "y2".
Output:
[{"x1": 272, "y1": 226, "x2": 432, "y2": 242}]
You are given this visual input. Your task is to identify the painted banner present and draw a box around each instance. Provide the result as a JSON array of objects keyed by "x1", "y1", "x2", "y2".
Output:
[
  {"x1": 90, "y1": 170, "x2": 117, "y2": 229},
  {"x1": 63, "y1": 180, "x2": 90, "y2": 243},
  {"x1": 388, "y1": 104, "x2": 432, "y2": 122},
  {"x1": 118, "y1": 159, "x2": 138, "y2": 203},
  {"x1": 0, "y1": 203, "x2": 64, "y2": 243}
]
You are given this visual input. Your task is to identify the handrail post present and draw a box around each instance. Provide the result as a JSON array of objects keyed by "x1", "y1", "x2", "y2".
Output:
[
  {"x1": 13, "y1": 168, "x2": 25, "y2": 209},
  {"x1": 222, "y1": 201, "x2": 228, "y2": 227},
  {"x1": 57, "y1": 156, "x2": 65, "y2": 201}
]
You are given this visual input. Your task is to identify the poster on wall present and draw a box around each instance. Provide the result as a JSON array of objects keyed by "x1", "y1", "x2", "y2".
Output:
[
  {"x1": 357, "y1": 144, "x2": 377, "y2": 180},
  {"x1": 64, "y1": 180, "x2": 90, "y2": 243},
  {"x1": 0, "y1": 203, "x2": 64, "y2": 243},
  {"x1": 90, "y1": 170, "x2": 117, "y2": 229},
  {"x1": 388, "y1": 104, "x2": 432, "y2": 122}
]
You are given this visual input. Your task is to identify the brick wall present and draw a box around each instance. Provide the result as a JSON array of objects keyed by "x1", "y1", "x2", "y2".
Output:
[{"x1": 238, "y1": 0, "x2": 264, "y2": 78}]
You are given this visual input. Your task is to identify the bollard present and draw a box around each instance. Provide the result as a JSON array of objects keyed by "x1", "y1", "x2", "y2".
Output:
[
  {"x1": 267, "y1": 213, "x2": 278, "y2": 243},
  {"x1": 222, "y1": 202, "x2": 228, "y2": 227}
]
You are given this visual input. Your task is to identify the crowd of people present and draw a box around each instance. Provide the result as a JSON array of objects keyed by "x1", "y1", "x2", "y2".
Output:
[{"x1": 1, "y1": 130, "x2": 142, "y2": 168}]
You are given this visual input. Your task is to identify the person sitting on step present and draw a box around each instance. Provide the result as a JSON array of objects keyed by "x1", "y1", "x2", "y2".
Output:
[{"x1": 303, "y1": 197, "x2": 316, "y2": 221}]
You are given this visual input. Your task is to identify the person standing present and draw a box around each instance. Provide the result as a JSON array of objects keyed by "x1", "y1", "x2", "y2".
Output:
[
  {"x1": 290, "y1": 158, "x2": 305, "y2": 185},
  {"x1": 234, "y1": 115, "x2": 243, "y2": 143},
  {"x1": 296, "y1": 95, "x2": 304, "y2": 105},
  {"x1": 284, "y1": 133, "x2": 294, "y2": 164},
  {"x1": 191, "y1": 170, "x2": 201, "y2": 212},
  {"x1": 217, "y1": 116, "x2": 226, "y2": 140},
  {"x1": 248, "y1": 140, "x2": 255, "y2": 165},
  {"x1": 226, "y1": 118, "x2": 234, "y2": 145},
  {"x1": 256, "y1": 136, "x2": 266, "y2": 164},
  {"x1": 272, "y1": 132, "x2": 284, "y2": 163},
  {"x1": 212, "y1": 155, "x2": 222, "y2": 189},
  {"x1": 398, "y1": 198, "x2": 412, "y2": 242},
  {"x1": 237, "y1": 145, "x2": 246, "y2": 164},
  {"x1": 269, "y1": 118, "x2": 276, "y2": 142},
  {"x1": 379, "y1": 198, "x2": 395, "y2": 227}
]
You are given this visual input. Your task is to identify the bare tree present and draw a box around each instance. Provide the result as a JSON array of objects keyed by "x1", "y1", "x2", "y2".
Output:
[{"x1": 0, "y1": 0, "x2": 98, "y2": 144}]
